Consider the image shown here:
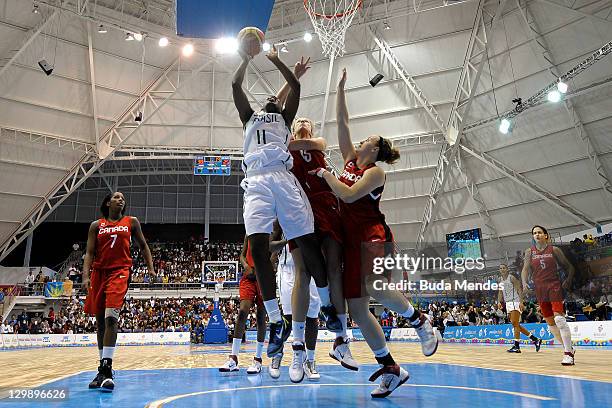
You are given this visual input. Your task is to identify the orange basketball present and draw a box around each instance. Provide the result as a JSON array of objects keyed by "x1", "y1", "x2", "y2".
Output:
[{"x1": 237, "y1": 26, "x2": 265, "y2": 57}]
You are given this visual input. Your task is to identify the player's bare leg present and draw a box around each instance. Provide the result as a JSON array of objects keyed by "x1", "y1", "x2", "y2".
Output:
[
  {"x1": 220, "y1": 299, "x2": 253, "y2": 373},
  {"x1": 293, "y1": 233, "x2": 341, "y2": 332},
  {"x1": 347, "y1": 297, "x2": 409, "y2": 398},
  {"x1": 507, "y1": 310, "x2": 541, "y2": 353},
  {"x1": 289, "y1": 249, "x2": 310, "y2": 383},
  {"x1": 249, "y1": 233, "x2": 291, "y2": 357},
  {"x1": 88, "y1": 312, "x2": 106, "y2": 389}
]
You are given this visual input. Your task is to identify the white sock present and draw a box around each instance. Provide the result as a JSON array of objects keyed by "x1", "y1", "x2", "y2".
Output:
[
  {"x1": 373, "y1": 346, "x2": 390, "y2": 358},
  {"x1": 231, "y1": 337, "x2": 242, "y2": 356},
  {"x1": 554, "y1": 315, "x2": 573, "y2": 353},
  {"x1": 255, "y1": 342, "x2": 264, "y2": 359},
  {"x1": 292, "y1": 321, "x2": 306, "y2": 343},
  {"x1": 400, "y1": 304, "x2": 419, "y2": 324},
  {"x1": 549, "y1": 324, "x2": 562, "y2": 345},
  {"x1": 102, "y1": 346, "x2": 115, "y2": 360},
  {"x1": 306, "y1": 348, "x2": 316, "y2": 362},
  {"x1": 337, "y1": 314, "x2": 348, "y2": 340},
  {"x1": 316, "y1": 286, "x2": 331, "y2": 306},
  {"x1": 264, "y1": 299, "x2": 282, "y2": 323},
  {"x1": 98, "y1": 348, "x2": 103, "y2": 360}
]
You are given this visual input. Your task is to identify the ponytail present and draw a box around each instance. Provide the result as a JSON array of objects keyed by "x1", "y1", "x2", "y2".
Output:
[{"x1": 376, "y1": 136, "x2": 400, "y2": 164}]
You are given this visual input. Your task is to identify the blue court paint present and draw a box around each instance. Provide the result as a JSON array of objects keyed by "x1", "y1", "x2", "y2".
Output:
[{"x1": 11, "y1": 364, "x2": 612, "y2": 407}]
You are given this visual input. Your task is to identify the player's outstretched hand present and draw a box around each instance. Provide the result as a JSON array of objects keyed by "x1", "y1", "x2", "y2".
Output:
[
  {"x1": 308, "y1": 167, "x2": 327, "y2": 178},
  {"x1": 294, "y1": 56, "x2": 311, "y2": 79},
  {"x1": 338, "y1": 68, "x2": 347, "y2": 88},
  {"x1": 266, "y1": 44, "x2": 279, "y2": 62}
]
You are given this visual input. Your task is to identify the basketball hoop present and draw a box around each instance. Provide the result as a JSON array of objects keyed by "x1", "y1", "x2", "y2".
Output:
[{"x1": 304, "y1": 0, "x2": 363, "y2": 58}]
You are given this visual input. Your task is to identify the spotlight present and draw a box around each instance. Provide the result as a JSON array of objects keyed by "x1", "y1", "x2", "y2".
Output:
[
  {"x1": 369, "y1": 73, "x2": 384, "y2": 87},
  {"x1": 262, "y1": 42, "x2": 271, "y2": 52},
  {"x1": 158, "y1": 37, "x2": 169, "y2": 47},
  {"x1": 557, "y1": 80, "x2": 568, "y2": 94},
  {"x1": 182, "y1": 43, "x2": 194, "y2": 57},
  {"x1": 499, "y1": 118, "x2": 511, "y2": 134},
  {"x1": 32, "y1": 2, "x2": 39, "y2": 14},
  {"x1": 133, "y1": 32, "x2": 143, "y2": 42},
  {"x1": 547, "y1": 90, "x2": 561, "y2": 103},
  {"x1": 38, "y1": 59, "x2": 53, "y2": 76},
  {"x1": 303, "y1": 32, "x2": 313, "y2": 42},
  {"x1": 383, "y1": 20, "x2": 391, "y2": 30},
  {"x1": 134, "y1": 111, "x2": 143, "y2": 122},
  {"x1": 214, "y1": 38, "x2": 237, "y2": 54},
  {"x1": 125, "y1": 33, "x2": 135, "y2": 41},
  {"x1": 280, "y1": 44, "x2": 289, "y2": 53},
  {"x1": 97, "y1": 24, "x2": 107, "y2": 34}
]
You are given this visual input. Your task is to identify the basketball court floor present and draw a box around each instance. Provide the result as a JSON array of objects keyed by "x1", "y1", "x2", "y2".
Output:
[{"x1": 1, "y1": 342, "x2": 611, "y2": 407}]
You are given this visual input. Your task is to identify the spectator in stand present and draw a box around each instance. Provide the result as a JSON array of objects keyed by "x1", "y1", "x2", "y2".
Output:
[
  {"x1": 25, "y1": 270, "x2": 35, "y2": 292},
  {"x1": 48, "y1": 307, "x2": 55, "y2": 325},
  {"x1": 1, "y1": 320, "x2": 11, "y2": 334}
]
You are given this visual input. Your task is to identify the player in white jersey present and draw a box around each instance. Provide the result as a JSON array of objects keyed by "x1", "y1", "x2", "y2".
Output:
[
  {"x1": 232, "y1": 45, "x2": 341, "y2": 358},
  {"x1": 498, "y1": 263, "x2": 542, "y2": 353},
  {"x1": 270, "y1": 243, "x2": 322, "y2": 382}
]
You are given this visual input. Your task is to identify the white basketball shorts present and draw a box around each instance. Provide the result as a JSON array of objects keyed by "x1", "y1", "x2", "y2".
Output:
[
  {"x1": 241, "y1": 168, "x2": 314, "y2": 240},
  {"x1": 278, "y1": 261, "x2": 320, "y2": 319},
  {"x1": 506, "y1": 302, "x2": 521, "y2": 313}
]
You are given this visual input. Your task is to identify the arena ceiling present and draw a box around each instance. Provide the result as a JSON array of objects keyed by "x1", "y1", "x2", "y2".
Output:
[{"x1": 0, "y1": 0, "x2": 611, "y2": 263}]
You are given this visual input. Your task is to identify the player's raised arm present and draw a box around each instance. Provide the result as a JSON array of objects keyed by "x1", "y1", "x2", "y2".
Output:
[
  {"x1": 310, "y1": 165, "x2": 385, "y2": 204},
  {"x1": 336, "y1": 68, "x2": 357, "y2": 164},
  {"x1": 131, "y1": 217, "x2": 154, "y2": 276},
  {"x1": 232, "y1": 51, "x2": 255, "y2": 125},
  {"x1": 81, "y1": 220, "x2": 99, "y2": 290},
  {"x1": 266, "y1": 46, "x2": 300, "y2": 124},
  {"x1": 277, "y1": 56, "x2": 310, "y2": 106}
]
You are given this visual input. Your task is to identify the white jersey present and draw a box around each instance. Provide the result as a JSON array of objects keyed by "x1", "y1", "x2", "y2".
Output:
[
  {"x1": 243, "y1": 112, "x2": 293, "y2": 174},
  {"x1": 501, "y1": 275, "x2": 520, "y2": 303}
]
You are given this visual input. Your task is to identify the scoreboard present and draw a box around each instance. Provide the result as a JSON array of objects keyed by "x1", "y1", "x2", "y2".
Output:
[{"x1": 193, "y1": 156, "x2": 231, "y2": 176}]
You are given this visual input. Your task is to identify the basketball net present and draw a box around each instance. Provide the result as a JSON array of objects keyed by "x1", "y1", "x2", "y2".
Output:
[{"x1": 304, "y1": 0, "x2": 362, "y2": 58}]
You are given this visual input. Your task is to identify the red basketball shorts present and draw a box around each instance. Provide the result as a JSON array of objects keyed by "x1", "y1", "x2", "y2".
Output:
[
  {"x1": 288, "y1": 192, "x2": 342, "y2": 251},
  {"x1": 84, "y1": 267, "x2": 130, "y2": 316},
  {"x1": 342, "y1": 222, "x2": 394, "y2": 299},
  {"x1": 535, "y1": 280, "x2": 564, "y2": 318},
  {"x1": 239, "y1": 276, "x2": 264, "y2": 307}
]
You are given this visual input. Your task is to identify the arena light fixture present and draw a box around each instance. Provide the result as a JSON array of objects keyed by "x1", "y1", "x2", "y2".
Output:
[
  {"x1": 158, "y1": 37, "x2": 169, "y2": 47},
  {"x1": 499, "y1": 118, "x2": 512, "y2": 134},
  {"x1": 547, "y1": 90, "x2": 561, "y2": 103},
  {"x1": 125, "y1": 33, "x2": 135, "y2": 41},
  {"x1": 97, "y1": 24, "x2": 107, "y2": 34},
  {"x1": 383, "y1": 21, "x2": 391, "y2": 30},
  {"x1": 214, "y1": 38, "x2": 238, "y2": 54},
  {"x1": 557, "y1": 80, "x2": 568, "y2": 94},
  {"x1": 182, "y1": 43, "x2": 195, "y2": 57},
  {"x1": 304, "y1": 32, "x2": 313, "y2": 43},
  {"x1": 133, "y1": 32, "x2": 144, "y2": 42},
  {"x1": 262, "y1": 42, "x2": 271, "y2": 52},
  {"x1": 32, "y1": 2, "x2": 39, "y2": 13}
]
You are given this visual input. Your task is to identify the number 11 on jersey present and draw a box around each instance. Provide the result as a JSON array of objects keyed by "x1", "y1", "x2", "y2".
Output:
[{"x1": 257, "y1": 130, "x2": 267, "y2": 144}]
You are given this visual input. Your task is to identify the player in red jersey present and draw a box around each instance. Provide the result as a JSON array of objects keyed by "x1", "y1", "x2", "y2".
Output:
[
  {"x1": 219, "y1": 235, "x2": 267, "y2": 374},
  {"x1": 82, "y1": 192, "x2": 154, "y2": 391},
  {"x1": 310, "y1": 68, "x2": 438, "y2": 398},
  {"x1": 521, "y1": 225, "x2": 576, "y2": 365}
]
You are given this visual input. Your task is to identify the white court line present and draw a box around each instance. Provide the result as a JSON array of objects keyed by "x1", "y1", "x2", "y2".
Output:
[{"x1": 144, "y1": 383, "x2": 556, "y2": 408}]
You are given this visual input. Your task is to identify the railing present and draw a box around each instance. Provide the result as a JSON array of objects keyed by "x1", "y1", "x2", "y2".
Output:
[{"x1": 1, "y1": 285, "x2": 21, "y2": 322}]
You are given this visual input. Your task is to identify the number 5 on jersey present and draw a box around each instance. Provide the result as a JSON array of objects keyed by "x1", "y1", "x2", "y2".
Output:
[{"x1": 257, "y1": 129, "x2": 267, "y2": 144}]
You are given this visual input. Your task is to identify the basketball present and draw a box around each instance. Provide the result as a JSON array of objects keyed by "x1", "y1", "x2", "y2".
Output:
[{"x1": 237, "y1": 26, "x2": 265, "y2": 57}]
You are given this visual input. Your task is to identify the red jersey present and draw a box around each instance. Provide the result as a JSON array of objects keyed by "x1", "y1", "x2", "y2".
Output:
[
  {"x1": 338, "y1": 159, "x2": 386, "y2": 224},
  {"x1": 92, "y1": 216, "x2": 132, "y2": 270},
  {"x1": 290, "y1": 149, "x2": 332, "y2": 197},
  {"x1": 530, "y1": 245, "x2": 559, "y2": 285},
  {"x1": 245, "y1": 240, "x2": 255, "y2": 268}
]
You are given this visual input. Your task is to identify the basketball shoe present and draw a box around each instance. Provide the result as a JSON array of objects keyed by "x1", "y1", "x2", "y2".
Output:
[
  {"x1": 219, "y1": 355, "x2": 239, "y2": 372},
  {"x1": 304, "y1": 359, "x2": 320, "y2": 381},
  {"x1": 246, "y1": 357, "x2": 262, "y2": 374},
  {"x1": 289, "y1": 342, "x2": 306, "y2": 383},
  {"x1": 88, "y1": 361, "x2": 105, "y2": 389},
  {"x1": 319, "y1": 304, "x2": 342, "y2": 333},
  {"x1": 507, "y1": 344, "x2": 521, "y2": 353},
  {"x1": 369, "y1": 364, "x2": 409, "y2": 398},
  {"x1": 329, "y1": 337, "x2": 359, "y2": 371},
  {"x1": 267, "y1": 316, "x2": 292, "y2": 357},
  {"x1": 412, "y1": 314, "x2": 438, "y2": 357},
  {"x1": 534, "y1": 337, "x2": 543, "y2": 352},
  {"x1": 99, "y1": 358, "x2": 114, "y2": 392},
  {"x1": 561, "y1": 348, "x2": 575, "y2": 366},
  {"x1": 269, "y1": 353, "x2": 283, "y2": 379}
]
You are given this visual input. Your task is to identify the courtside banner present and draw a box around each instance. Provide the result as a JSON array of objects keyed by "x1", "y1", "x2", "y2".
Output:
[
  {"x1": 0, "y1": 332, "x2": 189, "y2": 349},
  {"x1": 442, "y1": 321, "x2": 612, "y2": 346}
]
